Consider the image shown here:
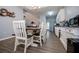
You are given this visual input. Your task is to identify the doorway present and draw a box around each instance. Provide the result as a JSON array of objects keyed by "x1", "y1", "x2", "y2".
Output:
[{"x1": 46, "y1": 15, "x2": 56, "y2": 32}]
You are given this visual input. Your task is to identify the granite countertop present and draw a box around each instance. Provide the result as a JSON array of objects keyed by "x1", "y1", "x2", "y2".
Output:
[
  {"x1": 55, "y1": 26, "x2": 79, "y2": 28},
  {"x1": 61, "y1": 29, "x2": 79, "y2": 38}
]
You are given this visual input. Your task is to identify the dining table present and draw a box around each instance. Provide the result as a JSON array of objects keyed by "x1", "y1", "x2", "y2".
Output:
[
  {"x1": 26, "y1": 26, "x2": 41, "y2": 34},
  {"x1": 26, "y1": 26, "x2": 41, "y2": 30},
  {"x1": 26, "y1": 26, "x2": 41, "y2": 47}
]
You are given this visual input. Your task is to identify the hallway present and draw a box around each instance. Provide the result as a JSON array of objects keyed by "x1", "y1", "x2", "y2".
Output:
[{"x1": 0, "y1": 32, "x2": 66, "y2": 53}]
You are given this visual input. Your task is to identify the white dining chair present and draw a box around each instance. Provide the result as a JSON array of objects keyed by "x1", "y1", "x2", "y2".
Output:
[
  {"x1": 41, "y1": 28, "x2": 47, "y2": 44},
  {"x1": 13, "y1": 20, "x2": 33, "y2": 53},
  {"x1": 39, "y1": 22, "x2": 47, "y2": 44},
  {"x1": 33, "y1": 26, "x2": 43, "y2": 46}
]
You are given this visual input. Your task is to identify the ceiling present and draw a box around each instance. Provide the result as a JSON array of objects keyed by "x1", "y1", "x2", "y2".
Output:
[{"x1": 20, "y1": 6, "x2": 64, "y2": 18}]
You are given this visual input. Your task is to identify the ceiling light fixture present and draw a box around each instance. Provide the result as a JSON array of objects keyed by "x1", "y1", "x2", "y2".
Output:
[
  {"x1": 31, "y1": 6, "x2": 45, "y2": 9},
  {"x1": 47, "y1": 11, "x2": 54, "y2": 16}
]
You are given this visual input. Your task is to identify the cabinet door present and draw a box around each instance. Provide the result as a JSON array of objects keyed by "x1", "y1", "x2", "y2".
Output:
[
  {"x1": 55, "y1": 27, "x2": 60, "y2": 37},
  {"x1": 60, "y1": 31, "x2": 67, "y2": 50}
]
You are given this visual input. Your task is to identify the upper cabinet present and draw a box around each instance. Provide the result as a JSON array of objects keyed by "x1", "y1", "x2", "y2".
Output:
[{"x1": 56, "y1": 8, "x2": 66, "y2": 23}]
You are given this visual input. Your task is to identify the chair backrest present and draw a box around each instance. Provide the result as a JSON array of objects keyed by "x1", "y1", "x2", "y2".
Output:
[
  {"x1": 13, "y1": 20, "x2": 27, "y2": 38},
  {"x1": 39, "y1": 23, "x2": 46, "y2": 36}
]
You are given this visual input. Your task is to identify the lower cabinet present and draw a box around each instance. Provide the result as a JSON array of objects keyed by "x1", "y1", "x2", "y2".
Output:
[
  {"x1": 60, "y1": 31, "x2": 67, "y2": 50},
  {"x1": 55, "y1": 27, "x2": 67, "y2": 50},
  {"x1": 55, "y1": 27, "x2": 79, "y2": 51},
  {"x1": 55, "y1": 27, "x2": 60, "y2": 37}
]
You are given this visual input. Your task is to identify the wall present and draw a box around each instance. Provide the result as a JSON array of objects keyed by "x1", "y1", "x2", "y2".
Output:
[
  {"x1": 0, "y1": 6, "x2": 23, "y2": 39},
  {"x1": 65, "y1": 6, "x2": 79, "y2": 20},
  {"x1": 40, "y1": 14, "x2": 47, "y2": 28},
  {"x1": 24, "y1": 12, "x2": 40, "y2": 26},
  {"x1": 40, "y1": 14, "x2": 47, "y2": 35}
]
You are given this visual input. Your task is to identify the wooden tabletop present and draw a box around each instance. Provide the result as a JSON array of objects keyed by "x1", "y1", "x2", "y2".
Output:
[{"x1": 26, "y1": 27, "x2": 41, "y2": 30}]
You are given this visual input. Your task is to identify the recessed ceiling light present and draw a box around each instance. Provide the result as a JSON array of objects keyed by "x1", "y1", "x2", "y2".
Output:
[
  {"x1": 47, "y1": 11, "x2": 54, "y2": 16},
  {"x1": 31, "y1": 6, "x2": 41, "y2": 9},
  {"x1": 31, "y1": 6, "x2": 46, "y2": 9}
]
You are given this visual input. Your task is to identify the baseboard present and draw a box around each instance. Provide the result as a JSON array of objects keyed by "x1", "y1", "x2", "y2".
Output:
[{"x1": 0, "y1": 36, "x2": 15, "y2": 41}]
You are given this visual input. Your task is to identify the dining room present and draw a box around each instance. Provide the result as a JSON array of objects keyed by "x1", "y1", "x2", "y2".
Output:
[
  {"x1": 0, "y1": 6, "x2": 66, "y2": 53},
  {"x1": 0, "y1": 1, "x2": 79, "y2": 59}
]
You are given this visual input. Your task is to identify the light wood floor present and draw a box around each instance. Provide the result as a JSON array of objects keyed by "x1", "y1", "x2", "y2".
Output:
[{"x1": 0, "y1": 32, "x2": 66, "y2": 53}]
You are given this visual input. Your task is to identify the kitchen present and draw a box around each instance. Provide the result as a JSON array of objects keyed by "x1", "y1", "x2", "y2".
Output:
[{"x1": 0, "y1": 6, "x2": 79, "y2": 53}]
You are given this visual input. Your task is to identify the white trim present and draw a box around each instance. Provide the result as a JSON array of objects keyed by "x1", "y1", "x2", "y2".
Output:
[{"x1": 0, "y1": 36, "x2": 15, "y2": 41}]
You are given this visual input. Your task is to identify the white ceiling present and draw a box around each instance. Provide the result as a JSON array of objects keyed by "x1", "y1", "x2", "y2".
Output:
[{"x1": 20, "y1": 6, "x2": 64, "y2": 17}]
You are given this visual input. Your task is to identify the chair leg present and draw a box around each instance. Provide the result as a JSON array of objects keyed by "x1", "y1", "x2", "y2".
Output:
[
  {"x1": 40, "y1": 42, "x2": 42, "y2": 46},
  {"x1": 14, "y1": 39, "x2": 17, "y2": 52},
  {"x1": 43, "y1": 36, "x2": 47, "y2": 44},
  {"x1": 40, "y1": 37, "x2": 42, "y2": 46},
  {"x1": 14, "y1": 42, "x2": 17, "y2": 52},
  {"x1": 31, "y1": 37, "x2": 33, "y2": 45},
  {"x1": 24, "y1": 44, "x2": 27, "y2": 53}
]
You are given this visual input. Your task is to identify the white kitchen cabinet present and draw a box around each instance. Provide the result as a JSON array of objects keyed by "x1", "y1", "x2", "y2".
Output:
[
  {"x1": 55, "y1": 27, "x2": 79, "y2": 51},
  {"x1": 60, "y1": 30, "x2": 67, "y2": 50},
  {"x1": 55, "y1": 27, "x2": 60, "y2": 37}
]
